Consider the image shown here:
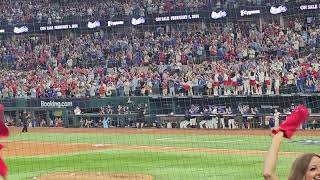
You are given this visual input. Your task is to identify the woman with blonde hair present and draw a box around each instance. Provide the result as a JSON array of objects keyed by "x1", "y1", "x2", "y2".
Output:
[{"x1": 263, "y1": 104, "x2": 320, "y2": 180}]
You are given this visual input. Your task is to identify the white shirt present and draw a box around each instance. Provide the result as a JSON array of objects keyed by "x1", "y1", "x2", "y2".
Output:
[
  {"x1": 74, "y1": 108, "x2": 81, "y2": 115},
  {"x1": 211, "y1": 108, "x2": 217, "y2": 114},
  {"x1": 249, "y1": 74, "x2": 256, "y2": 81},
  {"x1": 231, "y1": 74, "x2": 238, "y2": 82},
  {"x1": 214, "y1": 74, "x2": 219, "y2": 82},
  {"x1": 274, "y1": 112, "x2": 281, "y2": 120},
  {"x1": 258, "y1": 73, "x2": 265, "y2": 83}
]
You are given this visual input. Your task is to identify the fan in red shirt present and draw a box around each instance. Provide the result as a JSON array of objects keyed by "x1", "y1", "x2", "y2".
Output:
[
  {"x1": 311, "y1": 69, "x2": 318, "y2": 79},
  {"x1": 60, "y1": 81, "x2": 67, "y2": 97},
  {"x1": 182, "y1": 82, "x2": 190, "y2": 96}
]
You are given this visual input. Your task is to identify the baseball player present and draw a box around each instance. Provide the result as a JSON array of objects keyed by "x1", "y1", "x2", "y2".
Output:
[
  {"x1": 180, "y1": 109, "x2": 190, "y2": 129},
  {"x1": 218, "y1": 106, "x2": 225, "y2": 129},
  {"x1": 227, "y1": 107, "x2": 235, "y2": 129},
  {"x1": 206, "y1": 106, "x2": 218, "y2": 128},
  {"x1": 189, "y1": 105, "x2": 198, "y2": 128},
  {"x1": 102, "y1": 117, "x2": 110, "y2": 128},
  {"x1": 273, "y1": 109, "x2": 281, "y2": 128},
  {"x1": 21, "y1": 111, "x2": 29, "y2": 133},
  {"x1": 199, "y1": 107, "x2": 210, "y2": 128},
  {"x1": 136, "y1": 105, "x2": 145, "y2": 128}
]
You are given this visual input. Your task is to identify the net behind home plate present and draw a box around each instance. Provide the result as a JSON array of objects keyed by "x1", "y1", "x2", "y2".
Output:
[{"x1": 1, "y1": 0, "x2": 320, "y2": 180}]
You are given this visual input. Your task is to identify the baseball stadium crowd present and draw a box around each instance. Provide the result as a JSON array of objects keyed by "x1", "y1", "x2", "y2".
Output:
[
  {"x1": 0, "y1": 18, "x2": 319, "y2": 98},
  {"x1": 0, "y1": 0, "x2": 314, "y2": 25},
  {"x1": 0, "y1": 0, "x2": 206, "y2": 25}
]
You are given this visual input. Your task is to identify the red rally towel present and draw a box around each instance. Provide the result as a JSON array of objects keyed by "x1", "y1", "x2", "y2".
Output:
[
  {"x1": 272, "y1": 104, "x2": 309, "y2": 139},
  {"x1": 0, "y1": 105, "x2": 9, "y2": 137},
  {"x1": 0, "y1": 158, "x2": 7, "y2": 177},
  {"x1": 0, "y1": 104, "x2": 9, "y2": 177}
]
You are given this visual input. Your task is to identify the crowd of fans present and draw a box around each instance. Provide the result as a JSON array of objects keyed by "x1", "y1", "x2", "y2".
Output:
[
  {"x1": 0, "y1": 18, "x2": 319, "y2": 98},
  {"x1": 0, "y1": 0, "x2": 315, "y2": 25},
  {"x1": 0, "y1": 0, "x2": 208, "y2": 25}
]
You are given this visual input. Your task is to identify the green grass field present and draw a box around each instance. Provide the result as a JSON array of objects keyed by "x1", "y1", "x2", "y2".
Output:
[{"x1": 5, "y1": 130, "x2": 320, "y2": 180}]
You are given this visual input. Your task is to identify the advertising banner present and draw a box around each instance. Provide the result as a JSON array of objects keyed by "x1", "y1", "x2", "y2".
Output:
[
  {"x1": 270, "y1": 5, "x2": 287, "y2": 14},
  {"x1": 299, "y1": 4, "x2": 320, "y2": 10},
  {"x1": 155, "y1": 14, "x2": 200, "y2": 22},
  {"x1": 40, "y1": 24, "x2": 79, "y2": 31},
  {"x1": 240, "y1": 9, "x2": 261, "y2": 16},
  {"x1": 0, "y1": 2, "x2": 318, "y2": 35},
  {"x1": 211, "y1": 10, "x2": 227, "y2": 19}
]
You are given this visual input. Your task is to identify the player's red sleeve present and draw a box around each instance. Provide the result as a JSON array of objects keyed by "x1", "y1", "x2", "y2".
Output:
[{"x1": 272, "y1": 104, "x2": 309, "y2": 139}]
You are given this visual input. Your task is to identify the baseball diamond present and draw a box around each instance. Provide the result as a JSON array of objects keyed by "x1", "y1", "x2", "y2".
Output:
[{"x1": 3, "y1": 128, "x2": 320, "y2": 180}]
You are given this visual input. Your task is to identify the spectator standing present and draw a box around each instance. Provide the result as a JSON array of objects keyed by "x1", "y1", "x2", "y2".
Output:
[
  {"x1": 243, "y1": 71, "x2": 250, "y2": 95},
  {"x1": 124, "y1": 79, "x2": 131, "y2": 96},
  {"x1": 265, "y1": 72, "x2": 271, "y2": 95},
  {"x1": 249, "y1": 71, "x2": 257, "y2": 95},
  {"x1": 274, "y1": 73, "x2": 281, "y2": 95},
  {"x1": 213, "y1": 72, "x2": 219, "y2": 96},
  {"x1": 296, "y1": 74, "x2": 305, "y2": 93},
  {"x1": 207, "y1": 76, "x2": 213, "y2": 95}
]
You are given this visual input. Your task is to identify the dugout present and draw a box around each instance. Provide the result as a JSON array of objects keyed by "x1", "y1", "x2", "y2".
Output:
[
  {"x1": 4, "y1": 107, "x2": 72, "y2": 127},
  {"x1": 74, "y1": 113, "x2": 159, "y2": 128}
]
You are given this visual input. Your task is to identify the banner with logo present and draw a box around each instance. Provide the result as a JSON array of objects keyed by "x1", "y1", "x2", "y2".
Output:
[
  {"x1": 0, "y1": 2, "x2": 318, "y2": 34},
  {"x1": 13, "y1": 26, "x2": 29, "y2": 34},
  {"x1": 87, "y1": 21, "x2": 101, "y2": 29},
  {"x1": 155, "y1": 14, "x2": 200, "y2": 22},
  {"x1": 0, "y1": 95, "x2": 318, "y2": 114},
  {"x1": 211, "y1": 10, "x2": 227, "y2": 19},
  {"x1": 39, "y1": 24, "x2": 79, "y2": 31},
  {"x1": 299, "y1": 3, "x2": 320, "y2": 11},
  {"x1": 270, "y1": 5, "x2": 287, "y2": 14},
  {"x1": 131, "y1": 17, "x2": 145, "y2": 25}
]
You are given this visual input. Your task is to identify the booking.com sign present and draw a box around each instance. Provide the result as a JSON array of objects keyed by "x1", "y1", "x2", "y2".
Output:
[{"x1": 40, "y1": 101, "x2": 73, "y2": 108}]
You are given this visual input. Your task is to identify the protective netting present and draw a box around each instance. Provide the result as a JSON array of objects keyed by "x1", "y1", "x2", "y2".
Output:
[{"x1": 0, "y1": 0, "x2": 319, "y2": 180}]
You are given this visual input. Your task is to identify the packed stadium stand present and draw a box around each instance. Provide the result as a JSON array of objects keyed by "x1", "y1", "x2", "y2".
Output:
[
  {"x1": 0, "y1": 0, "x2": 318, "y2": 129},
  {"x1": 0, "y1": 2, "x2": 319, "y2": 98},
  {"x1": 1, "y1": 2, "x2": 320, "y2": 179}
]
